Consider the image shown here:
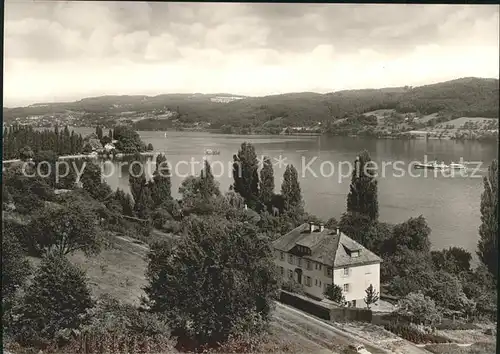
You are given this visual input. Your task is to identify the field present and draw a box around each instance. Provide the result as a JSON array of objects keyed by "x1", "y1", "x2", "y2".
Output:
[
  {"x1": 69, "y1": 237, "x2": 148, "y2": 306},
  {"x1": 362, "y1": 109, "x2": 499, "y2": 131},
  {"x1": 434, "y1": 117, "x2": 498, "y2": 129},
  {"x1": 362, "y1": 109, "x2": 396, "y2": 125}
]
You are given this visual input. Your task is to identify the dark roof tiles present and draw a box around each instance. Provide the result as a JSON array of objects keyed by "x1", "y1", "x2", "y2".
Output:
[{"x1": 273, "y1": 223, "x2": 382, "y2": 268}]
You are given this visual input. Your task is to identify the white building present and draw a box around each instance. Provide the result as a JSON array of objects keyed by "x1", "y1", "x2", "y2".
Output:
[
  {"x1": 273, "y1": 222, "x2": 382, "y2": 308},
  {"x1": 209, "y1": 96, "x2": 245, "y2": 103},
  {"x1": 104, "y1": 143, "x2": 116, "y2": 152}
]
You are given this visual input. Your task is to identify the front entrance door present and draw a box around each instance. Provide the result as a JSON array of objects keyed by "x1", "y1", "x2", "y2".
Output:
[{"x1": 294, "y1": 268, "x2": 303, "y2": 284}]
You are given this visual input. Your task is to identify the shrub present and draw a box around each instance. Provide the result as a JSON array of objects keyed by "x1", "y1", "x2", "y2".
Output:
[
  {"x1": 424, "y1": 342, "x2": 496, "y2": 354},
  {"x1": 70, "y1": 294, "x2": 176, "y2": 352},
  {"x1": 152, "y1": 208, "x2": 172, "y2": 229},
  {"x1": 2, "y1": 218, "x2": 37, "y2": 256},
  {"x1": 128, "y1": 222, "x2": 153, "y2": 244},
  {"x1": 281, "y1": 280, "x2": 305, "y2": 295},
  {"x1": 396, "y1": 292, "x2": 441, "y2": 325},
  {"x1": 2, "y1": 233, "x2": 31, "y2": 299},
  {"x1": 162, "y1": 220, "x2": 182, "y2": 234},
  {"x1": 29, "y1": 202, "x2": 102, "y2": 257},
  {"x1": 433, "y1": 320, "x2": 478, "y2": 331},
  {"x1": 13, "y1": 254, "x2": 93, "y2": 348},
  {"x1": 3, "y1": 165, "x2": 55, "y2": 214},
  {"x1": 324, "y1": 284, "x2": 346, "y2": 305},
  {"x1": 19, "y1": 146, "x2": 34, "y2": 160},
  {"x1": 325, "y1": 217, "x2": 338, "y2": 229},
  {"x1": 144, "y1": 216, "x2": 279, "y2": 348},
  {"x1": 2, "y1": 233, "x2": 32, "y2": 333},
  {"x1": 384, "y1": 322, "x2": 450, "y2": 344}
]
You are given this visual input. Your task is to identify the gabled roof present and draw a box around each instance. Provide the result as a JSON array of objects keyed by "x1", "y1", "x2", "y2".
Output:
[
  {"x1": 272, "y1": 223, "x2": 382, "y2": 268},
  {"x1": 84, "y1": 138, "x2": 104, "y2": 150},
  {"x1": 84, "y1": 133, "x2": 99, "y2": 141}
]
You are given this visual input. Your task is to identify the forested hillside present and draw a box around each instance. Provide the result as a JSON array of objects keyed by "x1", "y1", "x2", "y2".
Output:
[{"x1": 3, "y1": 77, "x2": 498, "y2": 130}]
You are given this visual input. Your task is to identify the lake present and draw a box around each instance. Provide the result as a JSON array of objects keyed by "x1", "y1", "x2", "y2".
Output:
[{"x1": 74, "y1": 128, "x2": 497, "y2": 255}]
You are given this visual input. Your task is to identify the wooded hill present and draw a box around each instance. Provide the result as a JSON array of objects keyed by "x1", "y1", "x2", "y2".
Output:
[{"x1": 3, "y1": 77, "x2": 498, "y2": 129}]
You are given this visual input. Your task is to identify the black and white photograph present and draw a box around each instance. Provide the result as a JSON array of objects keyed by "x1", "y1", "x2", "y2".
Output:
[{"x1": 2, "y1": 2, "x2": 498, "y2": 354}]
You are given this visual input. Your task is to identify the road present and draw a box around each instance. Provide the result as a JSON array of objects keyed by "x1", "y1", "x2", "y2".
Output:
[
  {"x1": 273, "y1": 302, "x2": 387, "y2": 353},
  {"x1": 273, "y1": 302, "x2": 430, "y2": 354}
]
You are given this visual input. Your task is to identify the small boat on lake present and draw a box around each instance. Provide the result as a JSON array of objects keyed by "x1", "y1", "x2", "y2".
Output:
[
  {"x1": 449, "y1": 162, "x2": 466, "y2": 170},
  {"x1": 414, "y1": 160, "x2": 448, "y2": 169},
  {"x1": 205, "y1": 149, "x2": 220, "y2": 155}
]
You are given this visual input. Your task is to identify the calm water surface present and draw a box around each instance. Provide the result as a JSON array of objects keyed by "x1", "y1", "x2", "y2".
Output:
[{"x1": 74, "y1": 128, "x2": 498, "y2": 255}]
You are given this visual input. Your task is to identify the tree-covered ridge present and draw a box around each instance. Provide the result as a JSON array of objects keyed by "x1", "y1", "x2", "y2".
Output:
[{"x1": 4, "y1": 78, "x2": 498, "y2": 130}]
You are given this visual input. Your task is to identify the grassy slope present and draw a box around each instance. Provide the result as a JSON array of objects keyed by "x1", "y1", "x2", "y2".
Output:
[{"x1": 69, "y1": 239, "x2": 148, "y2": 306}]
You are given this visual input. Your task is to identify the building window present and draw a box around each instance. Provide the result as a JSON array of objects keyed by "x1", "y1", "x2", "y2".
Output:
[
  {"x1": 324, "y1": 283, "x2": 328, "y2": 291},
  {"x1": 343, "y1": 284, "x2": 350, "y2": 292},
  {"x1": 306, "y1": 260, "x2": 312, "y2": 270},
  {"x1": 343, "y1": 267, "x2": 349, "y2": 276},
  {"x1": 351, "y1": 251, "x2": 360, "y2": 258},
  {"x1": 305, "y1": 276, "x2": 312, "y2": 287},
  {"x1": 280, "y1": 267, "x2": 284, "y2": 275},
  {"x1": 280, "y1": 252, "x2": 285, "y2": 261},
  {"x1": 327, "y1": 267, "x2": 333, "y2": 277},
  {"x1": 298, "y1": 258, "x2": 302, "y2": 268},
  {"x1": 315, "y1": 279, "x2": 317, "y2": 286},
  {"x1": 288, "y1": 254, "x2": 294, "y2": 264},
  {"x1": 318, "y1": 280, "x2": 322, "y2": 287},
  {"x1": 288, "y1": 270, "x2": 293, "y2": 279}
]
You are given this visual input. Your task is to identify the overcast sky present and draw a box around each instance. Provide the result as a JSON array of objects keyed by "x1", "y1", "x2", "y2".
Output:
[{"x1": 4, "y1": 2, "x2": 499, "y2": 106}]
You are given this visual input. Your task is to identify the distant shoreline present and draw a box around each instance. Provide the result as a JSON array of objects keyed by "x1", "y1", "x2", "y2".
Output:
[
  {"x1": 2, "y1": 151, "x2": 156, "y2": 165},
  {"x1": 170, "y1": 128, "x2": 497, "y2": 142}
]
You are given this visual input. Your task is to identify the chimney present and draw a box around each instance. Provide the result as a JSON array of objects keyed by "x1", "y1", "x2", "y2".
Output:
[
  {"x1": 309, "y1": 222, "x2": 316, "y2": 233},
  {"x1": 319, "y1": 223, "x2": 325, "y2": 232},
  {"x1": 336, "y1": 228, "x2": 340, "y2": 236}
]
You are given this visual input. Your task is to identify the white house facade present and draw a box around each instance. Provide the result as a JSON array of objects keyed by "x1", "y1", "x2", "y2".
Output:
[
  {"x1": 273, "y1": 222, "x2": 382, "y2": 308},
  {"x1": 104, "y1": 143, "x2": 116, "y2": 152}
]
